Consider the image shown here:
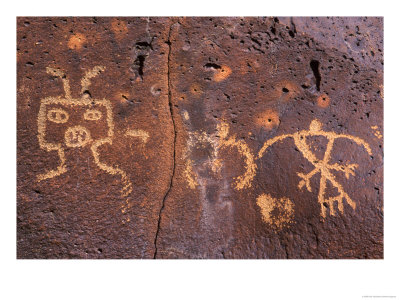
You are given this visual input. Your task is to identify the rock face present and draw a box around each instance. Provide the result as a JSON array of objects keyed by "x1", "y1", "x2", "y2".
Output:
[{"x1": 17, "y1": 17, "x2": 383, "y2": 259}]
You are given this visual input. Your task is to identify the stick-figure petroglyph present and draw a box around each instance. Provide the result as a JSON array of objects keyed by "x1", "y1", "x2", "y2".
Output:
[
  {"x1": 257, "y1": 119, "x2": 372, "y2": 218},
  {"x1": 37, "y1": 66, "x2": 149, "y2": 199}
]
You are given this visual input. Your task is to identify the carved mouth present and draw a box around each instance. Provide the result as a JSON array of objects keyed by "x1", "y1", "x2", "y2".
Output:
[{"x1": 64, "y1": 126, "x2": 91, "y2": 148}]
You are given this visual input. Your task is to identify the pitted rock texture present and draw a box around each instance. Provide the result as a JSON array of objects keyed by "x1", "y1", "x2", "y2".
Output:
[
  {"x1": 17, "y1": 17, "x2": 383, "y2": 259},
  {"x1": 17, "y1": 17, "x2": 174, "y2": 258}
]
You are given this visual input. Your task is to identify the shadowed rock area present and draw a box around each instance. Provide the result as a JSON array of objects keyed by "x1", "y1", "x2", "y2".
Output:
[{"x1": 17, "y1": 17, "x2": 383, "y2": 259}]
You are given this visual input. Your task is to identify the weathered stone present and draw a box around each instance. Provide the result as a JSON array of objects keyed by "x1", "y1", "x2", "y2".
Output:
[
  {"x1": 17, "y1": 17, "x2": 383, "y2": 259},
  {"x1": 17, "y1": 17, "x2": 174, "y2": 258}
]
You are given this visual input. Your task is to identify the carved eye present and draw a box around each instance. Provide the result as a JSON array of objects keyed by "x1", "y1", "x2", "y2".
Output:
[
  {"x1": 47, "y1": 108, "x2": 69, "y2": 123},
  {"x1": 84, "y1": 109, "x2": 102, "y2": 121}
]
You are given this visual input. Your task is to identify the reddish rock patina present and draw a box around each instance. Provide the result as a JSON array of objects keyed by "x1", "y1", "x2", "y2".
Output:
[{"x1": 17, "y1": 17, "x2": 383, "y2": 258}]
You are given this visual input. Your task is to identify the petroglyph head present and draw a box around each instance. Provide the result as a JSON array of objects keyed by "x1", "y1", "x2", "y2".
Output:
[
  {"x1": 309, "y1": 119, "x2": 323, "y2": 133},
  {"x1": 38, "y1": 66, "x2": 114, "y2": 150},
  {"x1": 38, "y1": 97, "x2": 114, "y2": 149}
]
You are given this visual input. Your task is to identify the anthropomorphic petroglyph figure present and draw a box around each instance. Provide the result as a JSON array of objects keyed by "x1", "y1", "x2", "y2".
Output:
[
  {"x1": 37, "y1": 66, "x2": 149, "y2": 200},
  {"x1": 182, "y1": 118, "x2": 255, "y2": 256},
  {"x1": 184, "y1": 120, "x2": 257, "y2": 191},
  {"x1": 258, "y1": 119, "x2": 372, "y2": 218}
]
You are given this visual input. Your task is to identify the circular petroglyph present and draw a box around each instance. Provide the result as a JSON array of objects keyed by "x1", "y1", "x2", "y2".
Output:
[
  {"x1": 84, "y1": 109, "x2": 102, "y2": 121},
  {"x1": 256, "y1": 193, "x2": 294, "y2": 231},
  {"x1": 47, "y1": 108, "x2": 69, "y2": 124},
  {"x1": 64, "y1": 125, "x2": 91, "y2": 148}
]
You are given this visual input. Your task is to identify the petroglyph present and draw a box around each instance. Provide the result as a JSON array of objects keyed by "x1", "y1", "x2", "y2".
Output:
[
  {"x1": 125, "y1": 129, "x2": 150, "y2": 144},
  {"x1": 37, "y1": 66, "x2": 149, "y2": 203},
  {"x1": 184, "y1": 159, "x2": 199, "y2": 189},
  {"x1": 184, "y1": 129, "x2": 220, "y2": 190},
  {"x1": 258, "y1": 119, "x2": 372, "y2": 218},
  {"x1": 184, "y1": 118, "x2": 256, "y2": 191},
  {"x1": 81, "y1": 66, "x2": 106, "y2": 94},
  {"x1": 256, "y1": 193, "x2": 294, "y2": 230},
  {"x1": 217, "y1": 121, "x2": 257, "y2": 190},
  {"x1": 181, "y1": 114, "x2": 235, "y2": 252},
  {"x1": 371, "y1": 125, "x2": 383, "y2": 140},
  {"x1": 65, "y1": 125, "x2": 92, "y2": 148},
  {"x1": 47, "y1": 108, "x2": 69, "y2": 123}
]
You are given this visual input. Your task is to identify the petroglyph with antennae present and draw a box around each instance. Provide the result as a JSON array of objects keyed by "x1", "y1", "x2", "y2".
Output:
[
  {"x1": 257, "y1": 119, "x2": 372, "y2": 218},
  {"x1": 37, "y1": 66, "x2": 150, "y2": 203}
]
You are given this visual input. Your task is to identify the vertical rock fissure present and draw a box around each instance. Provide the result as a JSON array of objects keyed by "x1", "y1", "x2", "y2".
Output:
[{"x1": 153, "y1": 22, "x2": 176, "y2": 258}]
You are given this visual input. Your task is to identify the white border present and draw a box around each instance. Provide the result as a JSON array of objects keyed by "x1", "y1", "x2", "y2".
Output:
[{"x1": 2, "y1": 1, "x2": 399, "y2": 299}]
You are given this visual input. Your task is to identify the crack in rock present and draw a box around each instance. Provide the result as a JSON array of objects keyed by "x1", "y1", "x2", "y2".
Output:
[{"x1": 153, "y1": 21, "x2": 178, "y2": 259}]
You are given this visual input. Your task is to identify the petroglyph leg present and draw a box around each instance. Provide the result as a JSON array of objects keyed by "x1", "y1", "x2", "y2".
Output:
[
  {"x1": 91, "y1": 139, "x2": 133, "y2": 200},
  {"x1": 319, "y1": 167, "x2": 357, "y2": 218},
  {"x1": 318, "y1": 175, "x2": 328, "y2": 218},
  {"x1": 37, "y1": 148, "x2": 67, "y2": 181}
]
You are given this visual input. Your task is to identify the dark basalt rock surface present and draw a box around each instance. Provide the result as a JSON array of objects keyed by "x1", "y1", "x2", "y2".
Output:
[{"x1": 17, "y1": 17, "x2": 383, "y2": 259}]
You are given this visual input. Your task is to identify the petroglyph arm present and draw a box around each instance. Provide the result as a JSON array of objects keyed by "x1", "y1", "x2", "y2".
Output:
[
  {"x1": 258, "y1": 134, "x2": 293, "y2": 158},
  {"x1": 333, "y1": 134, "x2": 372, "y2": 155},
  {"x1": 125, "y1": 129, "x2": 150, "y2": 144},
  {"x1": 328, "y1": 163, "x2": 358, "y2": 179},
  {"x1": 308, "y1": 126, "x2": 372, "y2": 156},
  {"x1": 221, "y1": 136, "x2": 257, "y2": 190},
  {"x1": 218, "y1": 121, "x2": 257, "y2": 190}
]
